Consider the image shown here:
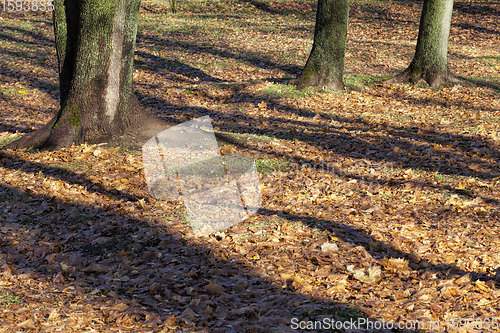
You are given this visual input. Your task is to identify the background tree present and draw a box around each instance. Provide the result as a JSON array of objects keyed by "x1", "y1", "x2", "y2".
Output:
[
  {"x1": 296, "y1": 0, "x2": 349, "y2": 91},
  {"x1": 7, "y1": 0, "x2": 165, "y2": 150},
  {"x1": 389, "y1": 0, "x2": 459, "y2": 87}
]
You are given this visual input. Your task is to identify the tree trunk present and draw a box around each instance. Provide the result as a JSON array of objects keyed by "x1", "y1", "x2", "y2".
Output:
[
  {"x1": 7, "y1": 0, "x2": 164, "y2": 150},
  {"x1": 390, "y1": 0, "x2": 459, "y2": 87},
  {"x1": 296, "y1": 0, "x2": 349, "y2": 91}
]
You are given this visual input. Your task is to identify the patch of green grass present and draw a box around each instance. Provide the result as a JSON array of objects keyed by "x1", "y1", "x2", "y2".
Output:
[
  {"x1": 311, "y1": 227, "x2": 328, "y2": 238},
  {"x1": 118, "y1": 146, "x2": 141, "y2": 155},
  {"x1": 260, "y1": 25, "x2": 281, "y2": 32},
  {"x1": 0, "y1": 292, "x2": 23, "y2": 307},
  {"x1": 255, "y1": 158, "x2": 291, "y2": 174},
  {"x1": 51, "y1": 162, "x2": 88, "y2": 173},
  {"x1": 475, "y1": 56, "x2": 500, "y2": 63},
  {"x1": 164, "y1": 210, "x2": 189, "y2": 225},
  {"x1": 257, "y1": 230, "x2": 269, "y2": 240},
  {"x1": 36, "y1": 81, "x2": 58, "y2": 93},
  {"x1": 0, "y1": 87, "x2": 18, "y2": 98},
  {"x1": 381, "y1": 166, "x2": 396, "y2": 175},
  {"x1": 252, "y1": 217, "x2": 282, "y2": 229},
  {"x1": 408, "y1": 167, "x2": 422, "y2": 174},
  {"x1": 393, "y1": 113, "x2": 414, "y2": 120},
  {"x1": 234, "y1": 234, "x2": 251, "y2": 244},
  {"x1": 258, "y1": 84, "x2": 314, "y2": 99},
  {"x1": 466, "y1": 241, "x2": 480, "y2": 249},
  {"x1": 344, "y1": 74, "x2": 392, "y2": 89},
  {"x1": 461, "y1": 76, "x2": 500, "y2": 93},
  {"x1": 380, "y1": 193, "x2": 392, "y2": 199},
  {"x1": 68, "y1": 213, "x2": 89, "y2": 224},
  {"x1": 0, "y1": 134, "x2": 21, "y2": 148},
  {"x1": 443, "y1": 185, "x2": 474, "y2": 197},
  {"x1": 434, "y1": 173, "x2": 453, "y2": 183},
  {"x1": 18, "y1": 216, "x2": 35, "y2": 226}
]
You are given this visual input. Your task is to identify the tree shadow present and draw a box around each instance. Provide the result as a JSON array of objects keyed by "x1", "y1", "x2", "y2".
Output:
[
  {"x1": 135, "y1": 50, "x2": 225, "y2": 83},
  {"x1": 2, "y1": 134, "x2": 496, "y2": 330},
  {"x1": 458, "y1": 76, "x2": 500, "y2": 93},
  {"x1": 0, "y1": 167, "x2": 373, "y2": 331},
  {"x1": 390, "y1": 0, "x2": 500, "y2": 17},
  {"x1": 0, "y1": 40, "x2": 59, "y2": 98},
  {"x1": 220, "y1": 134, "x2": 500, "y2": 206},
  {"x1": 258, "y1": 208, "x2": 497, "y2": 284},
  {"x1": 0, "y1": 150, "x2": 141, "y2": 202},
  {"x1": 136, "y1": 33, "x2": 303, "y2": 76},
  {"x1": 1, "y1": 145, "x2": 496, "y2": 331},
  {"x1": 453, "y1": 2, "x2": 500, "y2": 16},
  {"x1": 0, "y1": 24, "x2": 54, "y2": 47},
  {"x1": 237, "y1": 0, "x2": 316, "y2": 16},
  {"x1": 452, "y1": 22, "x2": 500, "y2": 36},
  {"x1": 136, "y1": 88, "x2": 500, "y2": 182},
  {"x1": 237, "y1": 0, "x2": 282, "y2": 15},
  {"x1": 0, "y1": 122, "x2": 33, "y2": 134},
  {"x1": 351, "y1": 0, "x2": 500, "y2": 37}
]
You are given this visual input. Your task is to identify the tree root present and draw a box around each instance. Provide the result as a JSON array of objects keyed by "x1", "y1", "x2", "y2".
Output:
[
  {"x1": 4, "y1": 117, "x2": 56, "y2": 151},
  {"x1": 3, "y1": 100, "x2": 172, "y2": 152},
  {"x1": 387, "y1": 67, "x2": 466, "y2": 88}
]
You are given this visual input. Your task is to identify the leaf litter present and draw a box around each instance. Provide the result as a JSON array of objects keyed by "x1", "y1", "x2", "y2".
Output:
[{"x1": 0, "y1": 0, "x2": 499, "y2": 331}]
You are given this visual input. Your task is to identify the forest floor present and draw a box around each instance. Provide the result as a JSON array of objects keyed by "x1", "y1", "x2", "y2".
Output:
[{"x1": 0, "y1": 0, "x2": 499, "y2": 332}]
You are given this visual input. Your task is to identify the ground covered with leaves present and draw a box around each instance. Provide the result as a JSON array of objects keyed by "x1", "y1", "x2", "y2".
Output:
[{"x1": 0, "y1": 0, "x2": 499, "y2": 332}]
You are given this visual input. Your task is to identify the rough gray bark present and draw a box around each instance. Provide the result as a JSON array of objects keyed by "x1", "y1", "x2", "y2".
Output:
[
  {"x1": 7, "y1": 0, "x2": 164, "y2": 150},
  {"x1": 296, "y1": 0, "x2": 349, "y2": 91},
  {"x1": 389, "y1": 0, "x2": 460, "y2": 87}
]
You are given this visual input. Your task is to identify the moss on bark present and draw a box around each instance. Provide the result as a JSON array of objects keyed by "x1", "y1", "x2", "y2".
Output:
[
  {"x1": 296, "y1": 0, "x2": 349, "y2": 91},
  {"x1": 6, "y1": 0, "x2": 166, "y2": 151},
  {"x1": 389, "y1": 0, "x2": 462, "y2": 87}
]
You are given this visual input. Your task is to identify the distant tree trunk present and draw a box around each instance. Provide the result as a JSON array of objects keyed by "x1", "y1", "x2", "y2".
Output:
[
  {"x1": 7, "y1": 0, "x2": 164, "y2": 150},
  {"x1": 171, "y1": 0, "x2": 177, "y2": 13},
  {"x1": 296, "y1": 0, "x2": 349, "y2": 91},
  {"x1": 390, "y1": 0, "x2": 459, "y2": 87}
]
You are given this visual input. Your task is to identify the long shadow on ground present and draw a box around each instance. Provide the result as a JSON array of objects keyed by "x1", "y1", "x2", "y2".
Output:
[
  {"x1": 0, "y1": 159, "x2": 381, "y2": 332},
  {"x1": 135, "y1": 88, "x2": 500, "y2": 182},
  {"x1": 136, "y1": 33, "x2": 303, "y2": 76}
]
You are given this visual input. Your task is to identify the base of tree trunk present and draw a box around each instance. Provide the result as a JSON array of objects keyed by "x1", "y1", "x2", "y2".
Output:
[
  {"x1": 4, "y1": 98, "x2": 169, "y2": 151},
  {"x1": 387, "y1": 66, "x2": 463, "y2": 88},
  {"x1": 296, "y1": 72, "x2": 344, "y2": 91}
]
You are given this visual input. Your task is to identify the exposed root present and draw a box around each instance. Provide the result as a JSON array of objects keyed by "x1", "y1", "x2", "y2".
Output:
[
  {"x1": 4, "y1": 117, "x2": 56, "y2": 151},
  {"x1": 387, "y1": 66, "x2": 466, "y2": 88},
  {"x1": 3, "y1": 97, "x2": 172, "y2": 152}
]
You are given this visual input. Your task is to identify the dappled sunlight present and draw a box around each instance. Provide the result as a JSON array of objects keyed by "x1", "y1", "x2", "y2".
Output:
[{"x1": 0, "y1": 0, "x2": 499, "y2": 330}]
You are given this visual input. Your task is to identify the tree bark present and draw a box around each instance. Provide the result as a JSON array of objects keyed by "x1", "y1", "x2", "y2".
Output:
[
  {"x1": 296, "y1": 0, "x2": 349, "y2": 91},
  {"x1": 390, "y1": 0, "x2": 460, "y2": 87},
  {"x1": 7, "y1": 0, "x2": 164, "y2": 150}
]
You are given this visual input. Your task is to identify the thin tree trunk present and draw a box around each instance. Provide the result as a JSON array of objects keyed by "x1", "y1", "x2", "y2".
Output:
[
  {"x1": 390, "y1": 0, "x2": 460, "y2": 87},
  {"x1": 7, "y1": 0, "x2": 164, "y2": 150},
  {"x1": 296, "y1": 0, "x2": 349, "y2": 91}
]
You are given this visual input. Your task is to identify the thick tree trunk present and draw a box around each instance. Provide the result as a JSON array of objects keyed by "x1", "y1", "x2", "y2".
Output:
[
  {"x1": 296, "y1": 0, "x2": 349, "y2": 91},
  {"x1": 390, "y1": 0, "x2": 460, "y2": 87},
  {"x1": 7, "y1": 0, "x2": 164, "y2": 150}
]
